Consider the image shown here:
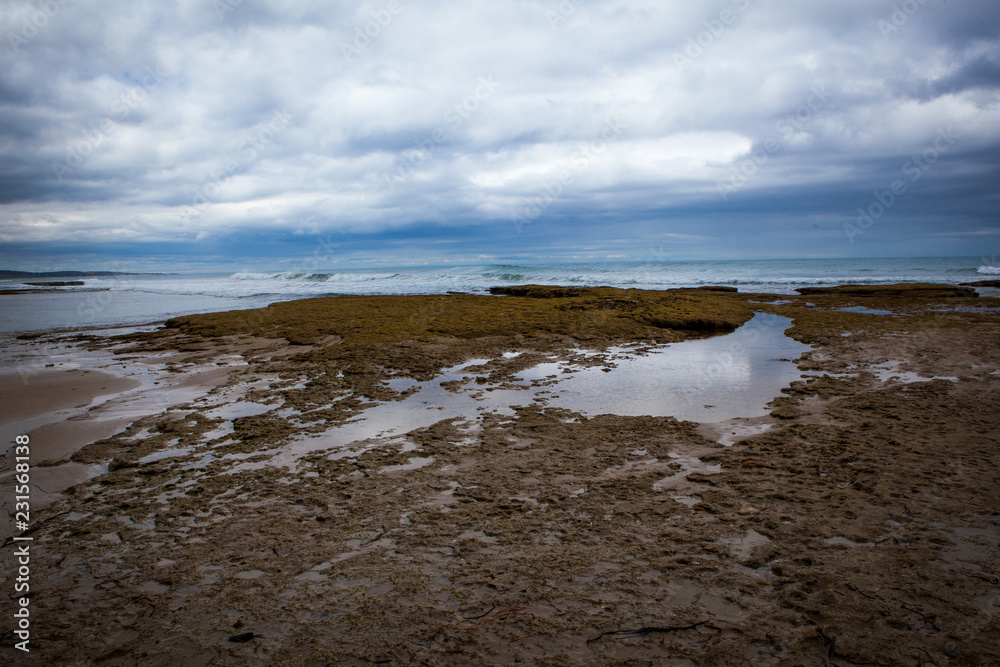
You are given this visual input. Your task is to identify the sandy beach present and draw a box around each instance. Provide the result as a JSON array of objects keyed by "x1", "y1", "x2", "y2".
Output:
[{"x1": 2, "y1": 284, "x2": 999, "y2": 665}]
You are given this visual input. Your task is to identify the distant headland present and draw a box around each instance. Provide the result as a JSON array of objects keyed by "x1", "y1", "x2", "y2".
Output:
[{"x1": 0, "y1": 270, "x2": 164, "y2": 279}]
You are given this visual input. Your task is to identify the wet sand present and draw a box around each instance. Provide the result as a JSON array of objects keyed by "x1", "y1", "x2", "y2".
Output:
[
  {"x1": 0, "y1": 370, "x2": 140, "y2": 426},
  {"x1": 0, "y1": 331, "x2": 248, "y2": 527},
  {"x1": 1, "y1": 285, "x2": 999, "y2": 665}
]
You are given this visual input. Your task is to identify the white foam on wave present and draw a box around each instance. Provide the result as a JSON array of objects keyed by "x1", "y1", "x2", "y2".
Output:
[
  {"x1": 230, "y1": 271, "x2": 405, "y2": 282},
  {"x1": 229, "y1": 272, "x2": 279, "y2": 280},
  {"x1": 81, "y1": 268, "x2": 986, "y2": 301},
  {"x1": 5, "y1": 260, "x2": 989, "y2": 332}
]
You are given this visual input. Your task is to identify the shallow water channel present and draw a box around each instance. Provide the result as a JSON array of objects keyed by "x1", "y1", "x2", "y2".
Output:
[{"x1": 277, "y1": 313, "x2": 811, "y2": 461}]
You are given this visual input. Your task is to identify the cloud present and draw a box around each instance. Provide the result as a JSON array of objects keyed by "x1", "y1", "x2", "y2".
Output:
[{"x1": 0, "y1": 0, "x2": 998, "y2": 268}]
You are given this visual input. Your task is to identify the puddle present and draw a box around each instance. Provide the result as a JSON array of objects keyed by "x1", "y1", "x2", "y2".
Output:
[
  {"x1": 235, "y1": 570, "x2": 266, "y2": 580},
  {"x1": 823, "y1": 536, "x2": 875, "y2": 548},
  {"x1": 653, "y1": 451, "x2": 722, "y2": 493},
  {"x1": 803, "y1": 361, "x2": 959, "y2": 385},
  {"x1": 457, "y1": 530, "x2": 498, "y2": 543},
  {"x1": 868, "y1": 361, "x2": 958, "y2": 384},
  {"x1": 734, "y1": 563, "x2": 775, "y2": 582},
  {"x1": 835, "y1": 306, "x2": 906, "y2": 316},
  {"x1": 139, "y1": 447, "x2": 193, "y2": 464},
  {"x1": 931, "y1": 305, "x2": 1000, "y2": 313},
  {"x1": 702, "y1": 418, "x2": 775, "y2": 447},
  {"x1": 204, "y1": 401, "x2": 276, "y2": 420},
  {"x1": 659, "y1": 579, "x2": 747, "y2": 622},
  {"x1": 380, "y1": 456, "x2": 435, "y2": 474},
  {"x1": 718, "y1": 529, "x2": 772, "y2": 561}
]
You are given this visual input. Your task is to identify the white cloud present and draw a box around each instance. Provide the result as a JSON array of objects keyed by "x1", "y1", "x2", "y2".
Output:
[{"x1": 0, "y1": 0, "x2": 997, "y2": 257}]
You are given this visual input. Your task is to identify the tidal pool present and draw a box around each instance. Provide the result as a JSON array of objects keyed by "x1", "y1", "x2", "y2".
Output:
[
  {"x1": 276, "y1": 313, "x2": 811, "y2": 463},
  {"x1": 530, "y1": 313, "x2": 811, "y2": 422}
]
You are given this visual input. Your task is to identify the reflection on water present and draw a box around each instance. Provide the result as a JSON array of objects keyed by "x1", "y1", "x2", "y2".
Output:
[
  {"x1": 536, "y1": 312, "x2": 811, "y2": 422},
  {"x1": 835, "y1": 306, "x2": 906, "y2": 316},
  {"x1": 278, "y1": 313, "x2": 810, "y2": 462}
]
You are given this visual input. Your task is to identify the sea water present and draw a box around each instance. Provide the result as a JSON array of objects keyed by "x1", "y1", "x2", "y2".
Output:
[{"x1": 1, "y1": 256, "x2": 994, "y2": 333}]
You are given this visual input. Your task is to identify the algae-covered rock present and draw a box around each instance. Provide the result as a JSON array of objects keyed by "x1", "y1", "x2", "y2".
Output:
[
  {"x1": 164, "y1": 286, "x2": 754, "y2": 346},
  {"x1": 694, "y1": 285, "x2": 739, "y2": 292},
  {"x1": 795, "y1": 283, "x2": 976, "y2": 298}
]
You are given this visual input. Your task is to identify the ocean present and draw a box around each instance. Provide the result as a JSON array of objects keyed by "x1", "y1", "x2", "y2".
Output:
[{"x1": 1, "y1": 257, "x2": 997, "y2": 334}]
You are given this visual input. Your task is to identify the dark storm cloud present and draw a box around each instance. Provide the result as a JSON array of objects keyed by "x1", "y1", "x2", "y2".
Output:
[
  {"x1": 0, "y1": 0, "x2": 998, "y2": 266},
  {"x1": 930, "y1": 52, "x2": 1000, "y2": 97}
]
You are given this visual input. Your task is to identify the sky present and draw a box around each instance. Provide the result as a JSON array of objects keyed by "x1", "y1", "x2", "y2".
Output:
[{"x1": 1, "y1": 0, "x2": 999, "y2": 272}]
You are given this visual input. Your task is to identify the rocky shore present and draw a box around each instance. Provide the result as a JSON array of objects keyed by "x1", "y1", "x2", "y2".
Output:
[{"x1": 2, "y1": 284, "x2": 999, "y2": 665}]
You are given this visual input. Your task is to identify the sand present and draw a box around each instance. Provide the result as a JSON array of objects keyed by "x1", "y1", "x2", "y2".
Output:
[
  {"x1": 1, "y1": 285, "x2": 999, "y2": 665},
  {"x1": 0, "y1": 337, "x2": 245, "y2": 523},
  {"x1": 0, "y1": 370, "x2": 140, "y2": 426}
]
